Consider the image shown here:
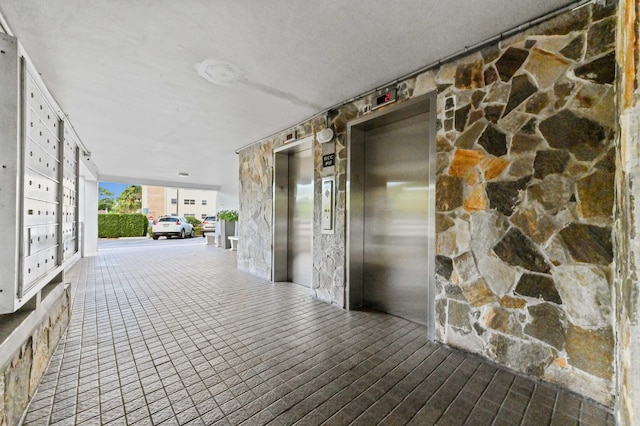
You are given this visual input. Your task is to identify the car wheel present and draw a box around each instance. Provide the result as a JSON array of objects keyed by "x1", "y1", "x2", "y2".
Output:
[
  {"x1": 202, "y1": 232, "x2": 206, "y2": 238},
  {"x1": 190, "y1": 229, "x2": 195, "y2": 238},
  {"x1": 179, "y1": 229, "x2": 185, "y2": 239},
  {"x1": 152, "y1": 235, "x2": 159, "y2": 240}
]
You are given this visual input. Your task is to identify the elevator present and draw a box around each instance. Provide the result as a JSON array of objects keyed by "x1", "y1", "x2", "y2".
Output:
[
  {"x1": 273, "y1": 136, "x2": 314, "y2": 287},
  {"x1": 347, "y1": 94, "x2": 436, "y2": 333}
]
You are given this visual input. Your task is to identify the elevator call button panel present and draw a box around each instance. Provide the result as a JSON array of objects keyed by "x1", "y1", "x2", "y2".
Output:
[{"x1": 322, "y1": 177, "x2": 334, "y2": 234}]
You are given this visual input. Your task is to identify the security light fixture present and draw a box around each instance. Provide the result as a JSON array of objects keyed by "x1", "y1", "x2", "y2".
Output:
[{"x1": 317, "y1": 128, "x2": 334, "y2": 144}]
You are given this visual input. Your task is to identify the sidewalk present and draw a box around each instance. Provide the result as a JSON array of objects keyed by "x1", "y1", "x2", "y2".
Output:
[{"x1": 22, "y1": 240, "x2": 614, "y2": 425}]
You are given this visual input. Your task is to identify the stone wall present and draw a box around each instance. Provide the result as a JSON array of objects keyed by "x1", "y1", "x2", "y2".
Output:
[
  {"x1": 431, "y1": 3, "x2": 617, "y2": 405},
  {"x1": 0, "y1": 285, "x2": 71, "y2": 426},
  {"x1": 238, "y1": 140, "x2": 274, "y2": 279},
  {"x1": 237, "y1": 3, "x2": 618, "y2": 406},
  {"x1": 617, "y1": 107, "x2": 640, "y2": 425},
  {"x1": 615, "y1": 0, "x2": 640, "y2": 424}
]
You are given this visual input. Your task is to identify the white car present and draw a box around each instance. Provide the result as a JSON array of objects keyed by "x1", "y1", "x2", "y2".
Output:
[
  {"x1": 152, "y1": 216, "x2": 194, "y2": 239},
  {"x1": 201, "y1": 215, "x2": 217, "y2": 238}
]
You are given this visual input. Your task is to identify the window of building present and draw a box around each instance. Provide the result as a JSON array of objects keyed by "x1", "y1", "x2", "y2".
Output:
[
  {"x1": 202, "y1": 200, "x2": 207, "y2": 206},
  {"x1": 185, "y1": 213, "x2": 195, "y2": 217},
  {"x1": 171, "y1": 198, "x2": 177, "y2": 204},
  {"x1": 201, "y1": 214, "x2": 207, "y2": 219},
  {"x1": 183, "y1": 199, "x2": 195, "y2": 205}
]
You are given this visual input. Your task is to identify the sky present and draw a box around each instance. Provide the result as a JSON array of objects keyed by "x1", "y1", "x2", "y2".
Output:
[{"x1": 99, "y1": 181, "x2": 134, "y2": 198}]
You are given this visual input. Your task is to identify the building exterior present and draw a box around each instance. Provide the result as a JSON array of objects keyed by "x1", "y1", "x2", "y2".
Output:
[{"x1": 141, "y1": 186, "x2": 217, "y2": 220}]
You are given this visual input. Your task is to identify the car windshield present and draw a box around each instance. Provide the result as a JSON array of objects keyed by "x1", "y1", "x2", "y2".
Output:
[{"x1": 159, "y1": 217, "x2": 178, "y2": 223}]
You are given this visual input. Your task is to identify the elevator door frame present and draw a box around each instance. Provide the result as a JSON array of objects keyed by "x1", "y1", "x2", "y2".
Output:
[
  {"x1": 272, "y1": 135, "x2": 314, "y2": 283},
  {"x1": 346, "y1": 93, "x2": 436, "y2": 338}
]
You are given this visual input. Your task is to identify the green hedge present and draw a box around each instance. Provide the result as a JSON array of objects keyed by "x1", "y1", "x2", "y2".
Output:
[
  {"x1": 98, "y1": 214, "x2": 148, "y2": 238},
  {"x1": 185, "y1": 216, "x2": 203, "y2": 235},
  {"x1": 185, "y1": 216, "x2": 201, "y2": 227}
]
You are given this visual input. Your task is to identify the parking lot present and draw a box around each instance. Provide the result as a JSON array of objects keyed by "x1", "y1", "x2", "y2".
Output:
[{"x1": 99, "y1": 235, "x2": 206, "y2": 250}]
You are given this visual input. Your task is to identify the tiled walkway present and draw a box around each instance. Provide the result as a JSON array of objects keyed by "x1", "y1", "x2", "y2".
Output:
[{"x1": 23, "y1": 238, "x2": 614, "y2": 425}]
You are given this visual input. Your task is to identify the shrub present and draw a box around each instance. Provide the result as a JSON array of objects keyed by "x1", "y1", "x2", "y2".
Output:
[
  {"x1": 218, "y1": 209, "x2": 238, "y2": 221},
  {"x1": 98, "y1": 214, "x2": 148, "y2": 238},
  {"x1": 185, "y1": 216, "x2": 203, "y2": 235},
  {"x1": 185, "y1": 216, "x2": 201, "y2": 227}
]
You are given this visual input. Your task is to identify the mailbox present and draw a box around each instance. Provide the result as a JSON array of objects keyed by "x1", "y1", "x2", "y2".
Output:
[{"x1": 0, "y1": 34, "x2": 80, "y2": 314}]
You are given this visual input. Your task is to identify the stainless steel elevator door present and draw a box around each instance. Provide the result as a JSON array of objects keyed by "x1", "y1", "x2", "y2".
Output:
[
  {"x1": 287, "y1": 148, "x2": 313, "y2": 287},
  {"x1": 363, "y1": 112, "x2": 430, "y2": 325}
]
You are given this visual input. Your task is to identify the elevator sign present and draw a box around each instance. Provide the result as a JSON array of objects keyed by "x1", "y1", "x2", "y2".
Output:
[{"x1": 323, "y1": 153, "x2": 335, "y2": 167}]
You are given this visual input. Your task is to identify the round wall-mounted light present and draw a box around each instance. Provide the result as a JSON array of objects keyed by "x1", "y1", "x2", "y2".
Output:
[{"x1": 317, "y1": 128, "x2": 334, "y2": 144}]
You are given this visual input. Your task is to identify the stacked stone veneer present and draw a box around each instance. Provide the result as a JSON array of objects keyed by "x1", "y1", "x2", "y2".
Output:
[
  {"x1": 238, "y1": 140, "x2": 275, "y2": 280},
  {"x1": 615, "y1": 0, "x2": 640, "y2": 423},
  {"x1": 0, "y1": 285, "x2": 71, "y2": 426},
  {"x1": 238, "y1": 3, "x2": 617, "y2": 405},
  {"x1": 432, "y1": 4, "x2": 617, "y2": 405}
]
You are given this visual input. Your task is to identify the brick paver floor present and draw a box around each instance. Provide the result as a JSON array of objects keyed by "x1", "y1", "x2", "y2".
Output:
[{"x1": 22, "y1": 239, "x2": 614, "y2": 425}]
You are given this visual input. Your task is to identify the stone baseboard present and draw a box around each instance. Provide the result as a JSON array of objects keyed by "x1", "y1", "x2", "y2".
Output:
[{"x1": 0, "y1": 280, "x2": 71, "y2": 426}]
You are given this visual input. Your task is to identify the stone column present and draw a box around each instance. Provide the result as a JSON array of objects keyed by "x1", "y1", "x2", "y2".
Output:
[{"x1": 615, "y1": 1, "x2": 640, "y2": 424}]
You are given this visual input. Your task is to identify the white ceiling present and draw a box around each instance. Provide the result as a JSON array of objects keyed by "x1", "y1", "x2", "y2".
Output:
[{"x1": 0, "y1": 0, "x2": 577, "y2": 201}]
